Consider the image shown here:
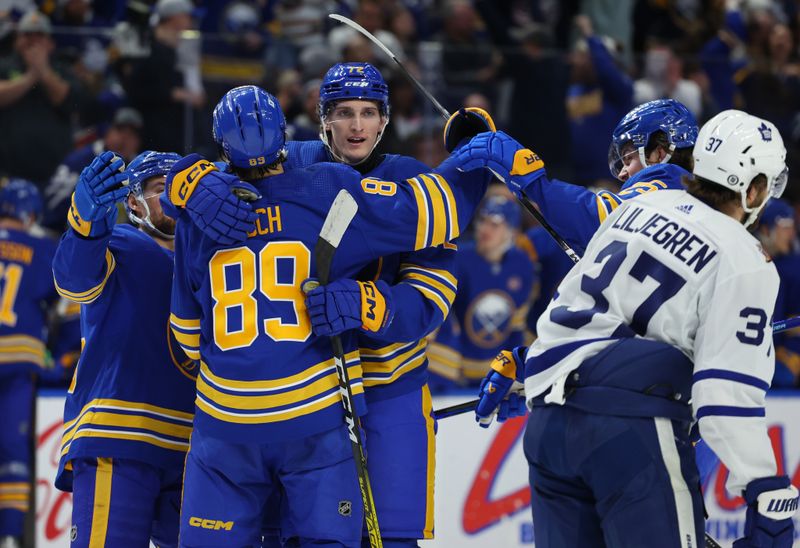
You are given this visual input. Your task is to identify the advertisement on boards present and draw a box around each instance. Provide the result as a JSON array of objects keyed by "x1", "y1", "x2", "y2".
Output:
[{"x1": 33, "y1": 393, "x2": 800, "y2": 547}]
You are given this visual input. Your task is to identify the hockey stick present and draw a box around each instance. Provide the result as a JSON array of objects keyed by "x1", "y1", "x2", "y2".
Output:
[
  {"x1": 433, "y1": 316, "x2": 800, "y2": 420},
  {"x1": 328, "y1": 13, "x2": 581, "y2": 265},
  {"x1": 301, "y1": 189, "x2": 383, "y2": 548}
]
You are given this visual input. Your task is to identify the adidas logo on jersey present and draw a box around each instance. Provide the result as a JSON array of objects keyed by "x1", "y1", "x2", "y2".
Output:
[{"x1": 675, "y1": 204, "x2": 694, "y2": 215}]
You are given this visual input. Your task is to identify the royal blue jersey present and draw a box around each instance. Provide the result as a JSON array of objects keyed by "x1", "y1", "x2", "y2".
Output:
[
  {"x1": 285, "y1": 141, "x2": 458, "y2": 402},
  {"x1": 0, "y1": 227, "x2": 57, "y2": 375},
  {"x1": 429, "y1": 242, "x2": 535, "y2": 385},
  {"x1": 519, "y1": 227, "x2": 575, "y2": 336},
  {"x1": 524, "y1": 163, "x2": 691, "y2": 257},
  {"x1": 170, "y1": 157, "x2": 485, "y2": 443},
  {"x1": 52, "y1": 224, "x2": 197, "y2": 491},
  {"x1": 773, "y1": 251, "x2": 800, "y2": 386}
]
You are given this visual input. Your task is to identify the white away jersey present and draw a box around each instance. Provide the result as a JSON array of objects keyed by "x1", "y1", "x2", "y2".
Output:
[{"x1": 527, "y1": 189, "x2": 779, "y2": 491}]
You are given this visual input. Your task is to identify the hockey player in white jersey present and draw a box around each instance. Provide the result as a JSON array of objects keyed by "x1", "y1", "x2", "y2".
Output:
[{"x1": 461, "y1": 112, "x2": 799, "y2": 547}]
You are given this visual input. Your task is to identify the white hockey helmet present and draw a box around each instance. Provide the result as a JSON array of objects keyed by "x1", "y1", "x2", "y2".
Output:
[{"x1": 693, "y1": 109, "x2": 788, "y2": 227}]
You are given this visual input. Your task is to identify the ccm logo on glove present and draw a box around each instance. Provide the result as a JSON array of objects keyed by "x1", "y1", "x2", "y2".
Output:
[{"x1": 170, "y1": 159, "x2": 218, "y2": 206}]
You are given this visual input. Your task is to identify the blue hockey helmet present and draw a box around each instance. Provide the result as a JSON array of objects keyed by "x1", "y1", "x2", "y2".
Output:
[
  {"x1": 760, "y1": 198, "x2": 795, "y2": 229},
  {"x1": 318, "y1": 62, "x2": 390, "y2": 119},
  {"x1": 608, "y1": 99, "x2": 698, "y2": 178},
  {"x1": 478, "y1": 196, "x2": 521, "y2": 229},
  {"x1": 125, "y1": 150, "x2": 181, "y2": 234},
  {"x1": 0, "y1": 179, "x2": 42, "y2": 225},
  {"x1": 213, "y1": 85, "x2": 287, "y2": 170}
]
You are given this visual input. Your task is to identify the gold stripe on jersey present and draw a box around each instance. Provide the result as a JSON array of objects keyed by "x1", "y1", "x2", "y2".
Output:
[
  {"x1": 430, "y1": 173, "x2": 459, "y2": 241},
  {"x1": 426, "y1": 342, "x2": 462, "y2": 381},
  {"x1": 61, "y1": 398, "x2": 194, "y2": 456},
  {"x1": 397, "y1": 265, "x2": 457, "y2": 318},
  {"x1": 462, "y1": 356, "x2": 492, "y2": 379},
  {"x1": 407, "y1": 177, "x2": 430, "y2": 250},
  {"x1": 0, "y1": 482, "x2": 29, "y2": 512},
  {"x1": 169, "y1": 313, "x2": 200, "y2": 330},
  {"x1": 596, "y1": 191, "x2": 622, "y2": 223},
  {"x1": 419, "y1": 175, "x2": 448, "y2": 246},
  {"x1": 0, "y1": 334, "x2": 45, "y2": 367},
  {"x1": 359, "y1": 340, "x2": 427, "y2": 386},
  {"x1": 195, "y1": 352, "x2": 364, "y2": 423},
  {"x1": 55, "y1": 249, "x2": 116, "y2": 304}
]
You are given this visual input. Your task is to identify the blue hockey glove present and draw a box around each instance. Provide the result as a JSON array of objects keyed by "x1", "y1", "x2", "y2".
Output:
[
  {"x1": 68, "y1": 151, "x2": 128, "y2": 238},
  {"x1": 734, "y1": 476, "x2": 798, "y2": 548},
  {"x1": 164, "y1": 154, "x2": 260, "y2": 245},
  {"x1": 444, "y1": 107, "x2": 496, "y2": 153},
  {"x1": 475, "y1": 347, "x2": 527, "y2": 428},
  {"x1": 451, "y1": 131, "x2": 548, "y2": 199},
  {"x1": 303, "y1": 278, "x2": 395, "y2": 337}
]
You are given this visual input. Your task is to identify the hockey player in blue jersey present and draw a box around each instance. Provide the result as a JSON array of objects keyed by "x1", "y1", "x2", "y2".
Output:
[
  {"x1": 468, "y1": 112, "x2": 799, "y2": 546},
  {"x1": 518, "y1": 98, "x2": 698, "y2": 259},
  {"x1": 51, "y1": 149, "x2": 256, "y2": 548},
  {"x1": 280, "y1": 62, "x2": 486, "y2": 545},
  {"x1": 164, "y1": 85, "x2": 492, "y2": 547},
  {"x1": 428, "y1": 195, "x2": 535, "y2": 388},
  {"x1": 0, "y1": 180, "x2": 57, "y2": 548},
  {"x1": 757, "y1": 198, "x2": 800, "y2": 387}
]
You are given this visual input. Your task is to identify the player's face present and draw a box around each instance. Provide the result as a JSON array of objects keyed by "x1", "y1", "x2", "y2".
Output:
[
  {"x1": 617, "y1": 144, "x2": 664, "y2": 182},
  {"x1": 130, "y1": 176, "x2": 175, "y2": 236},
  {"x1": 771, "y1": 223, "x2": 796, "y2": 255},
  {"x1": 325, "y1": 100, "x2": 387, "y2": 164},
  {"x1": 476, "y1": 216, "x2": 512, "y2": 256}
]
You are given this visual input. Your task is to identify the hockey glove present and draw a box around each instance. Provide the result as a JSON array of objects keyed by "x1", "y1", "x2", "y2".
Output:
[
  {"x1": 303, "y1": 278, "x2": 395, "y2": 337},
  {"x1": 475, "y1": 347, "x2": 527, "y2": 428},
  {"x1": 164, "y1": 154, "x2": 260, "y2": 245},
  {"x1": 68, "y1": 151, "x2": 128, "y2": 238},
  {"x1": 444, "y1": 107, "x2": 496, "y2": 153},
  {"x1": 734, "y1": 476, "x2": 798, "y2": 548},
  {"x1": 451, "y1": 131, "x2": 548, "y2": 199}
]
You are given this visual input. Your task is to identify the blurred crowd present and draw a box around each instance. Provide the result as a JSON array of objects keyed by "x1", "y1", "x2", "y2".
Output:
[{"x1": 0, "y1": 0, "x2": 797, "y2": 387}]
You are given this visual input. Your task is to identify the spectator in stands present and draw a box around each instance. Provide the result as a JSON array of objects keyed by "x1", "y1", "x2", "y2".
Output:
[
  {"x1": 42, "y1": 107, "x2": 142, "y2": 231},
  {"x1": 428, "y1": 196, "x2": 535, "y2": 391},
  {"x1": 757, "y1": 198, "x2": 800, "y2": 388},
  {"x1": 566, "y1": 15, "x2": 633, "y2": 186},
  {"x1": 286, "y1": 78, "x2": 321, "y2": 141},
  {"x1": 739, "y1": 23, "x2": 800, "y2": 139},
  {"x1": 634, "y1": 42, "x2": 703, "y2": 118},
  {"x1": 504, "y1": 22, "x2": 571, "y2": 179},
  {"x1": 328, "y1": 0, "x2": 402, "y2": 63},
  {"x1": 0, "y1": 10, "x2": 87, "y2": 189},
  {"x1": 438, "y1": 0, "x2": 500, "y2": 107},
  {"x1": 124, "y1": 0, "x2": 203, "y2": 153}
]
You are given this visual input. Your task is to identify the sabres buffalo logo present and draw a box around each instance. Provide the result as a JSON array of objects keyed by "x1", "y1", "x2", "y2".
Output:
[{"x1": 465, "y1": 290, "x2": 515, "y2": 349}]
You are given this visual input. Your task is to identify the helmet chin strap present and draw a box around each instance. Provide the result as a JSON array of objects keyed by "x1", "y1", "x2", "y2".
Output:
[
  {"x1": 637, "y1": 143, "x2": 675, "y2": 169},
  {"x1": 320, "y1": 117, "x2": 389, "y2": 166},
  {"x1": 129, "y1": 197, "x2": 175, "y2": 240}
]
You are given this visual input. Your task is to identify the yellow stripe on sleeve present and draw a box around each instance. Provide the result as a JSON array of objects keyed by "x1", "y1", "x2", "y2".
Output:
[
  {"x1": 55, "y1": 250, "x2": 116, "y2": 303},
  {"x1": 430, "y1": 173, "x2": 459, "y2": 241},
  {"x1": 169, "y1": 313, "x2": 200, "y2": 330},
  {"x1": 419, "y1": 175, "x2": 447, "y2": 247},
  {"x1": 172, "y1": 329, "x2": 200, "y2": 349},
  {"x1": 407, "y1": 178, "x2": 430, "y2": 250}
]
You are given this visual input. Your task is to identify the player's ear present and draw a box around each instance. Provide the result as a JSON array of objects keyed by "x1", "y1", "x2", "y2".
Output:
[{"x1": 127, "y1": 193, "x2": 140, "y2": 215}]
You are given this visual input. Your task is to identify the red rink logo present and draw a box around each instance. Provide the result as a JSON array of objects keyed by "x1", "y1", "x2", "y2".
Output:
[{"x1": 462, "y1": 415, "x2": 530, "y2": 533}]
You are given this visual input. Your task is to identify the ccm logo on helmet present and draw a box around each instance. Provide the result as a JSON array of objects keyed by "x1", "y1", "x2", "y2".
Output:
[{"x1": 188, "y1": 517, "x2": 234, "y2": 531}]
